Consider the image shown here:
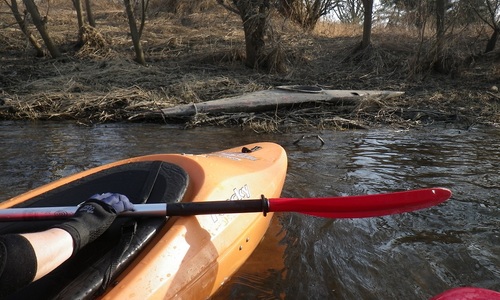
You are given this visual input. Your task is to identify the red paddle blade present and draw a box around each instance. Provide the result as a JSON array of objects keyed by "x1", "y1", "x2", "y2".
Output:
[
  {"x1": 268, "y1": 188, "x2": 452, "y2": 218},
  {"x1": 431, "y1": 287, "x2": 500, "y2": 300}
]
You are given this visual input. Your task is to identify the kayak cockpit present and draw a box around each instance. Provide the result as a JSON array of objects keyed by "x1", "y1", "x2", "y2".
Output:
[{"x1": 1, "y1": 161, "x2": 189, "y2": 300}]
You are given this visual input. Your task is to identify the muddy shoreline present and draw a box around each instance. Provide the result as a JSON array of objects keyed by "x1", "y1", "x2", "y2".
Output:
[{"x1": 1, "y1": 7, "x2": 499, "y2": 131}]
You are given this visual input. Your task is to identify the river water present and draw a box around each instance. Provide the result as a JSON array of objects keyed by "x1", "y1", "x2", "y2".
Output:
[{"x1": 0, "y1": 121, "x2": 499, "y2": 299}]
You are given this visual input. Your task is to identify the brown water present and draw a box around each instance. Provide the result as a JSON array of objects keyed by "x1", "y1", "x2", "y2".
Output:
[{"x1": 1, "y1": 121, "x2": 499, "y2": 299}]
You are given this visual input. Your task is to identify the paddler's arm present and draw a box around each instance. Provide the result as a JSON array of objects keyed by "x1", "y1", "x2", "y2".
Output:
[
  {"x1": 0, "y1": 193, "x2": 134, "y2": 296},
  {"x1": 20, "y1": 228, "x2": 74, "y2": 281},
  {"x1": 0, "y1": 229, "x2": 73, "y2": 296}
]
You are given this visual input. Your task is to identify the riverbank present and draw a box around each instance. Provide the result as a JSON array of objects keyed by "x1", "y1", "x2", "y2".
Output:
[{"x1": 1, "y1": 4, "x2": 499, "y2": 131}]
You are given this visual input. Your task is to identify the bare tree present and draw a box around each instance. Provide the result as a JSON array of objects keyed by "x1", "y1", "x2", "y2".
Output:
[
  {"x1": 123, "y1": 0, "x2": 149, "y2": 64},
  {"x1": 361, "y1": 0, "x2": 373, "y2": 49},
  {"x1": 469, "y1": 0, "x2": 500, "y2": 52},
  {"x1": 436, "y1": 0, "x2": 445, "y2": 56},
  {"x1": 277, "y1": 0, "x2": 337, "y2": 30},
  {"x1": 218, "y1": 0, "x2": 277, "y2": 70},
  {"x1": 72, "y1": 0, "x2": 86, "y2": 41},
  {"x1": 376, "y1": 0, "x2": 431, "y2": 30},
  {"x1": 332, "y1": 0, "x2": 363, "y2": 23},
  {"x1": 5, "y1": 0, "x2": 44, "y2": 56},
  {"x1": 23, "y1": 0, "x2": 60, "y2": 58},
  {"x1": 71, "y1": 0, "x2": 96, "y2": 44},
  {"x1": 84, "y1": 0, "x2": 96, "y2": 27}
]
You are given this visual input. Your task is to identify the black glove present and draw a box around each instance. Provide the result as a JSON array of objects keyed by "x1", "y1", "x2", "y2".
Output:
[{"x1": 53, "y1": 193, "x2": 135, "y2": 255}]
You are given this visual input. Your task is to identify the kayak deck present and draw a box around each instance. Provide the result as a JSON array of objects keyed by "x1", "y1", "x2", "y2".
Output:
[{"x1": 0, "y1": 142, "x2": 288, "y2": 299}]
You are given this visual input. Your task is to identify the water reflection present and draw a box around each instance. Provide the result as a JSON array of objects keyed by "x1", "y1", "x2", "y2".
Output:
[
  {"x1": 0, "y1": 122, "x2": 499, "y2": 299},
  {"x1": 216, "y1": 127, "x2": 500, "y2": 299}
]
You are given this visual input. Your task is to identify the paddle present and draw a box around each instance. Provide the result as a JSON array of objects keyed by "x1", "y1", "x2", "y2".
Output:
[
  {"x1": 431, "y1": 287, "x2": 500, "y2": 300},
  {"x1": 0, "y1": 187, "x2": 451, "y2": 221}
]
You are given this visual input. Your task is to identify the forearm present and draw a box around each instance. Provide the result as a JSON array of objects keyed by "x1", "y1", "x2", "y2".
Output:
[
  {"x1": 0, "y1": 229, "x2": 73, "y2": 296},
  {"x1": 21, "y1": 228, "x2": 73, "y2": 280},
  {"x1": 0, "y1": 193, "x2": 130, "y2": 296}
]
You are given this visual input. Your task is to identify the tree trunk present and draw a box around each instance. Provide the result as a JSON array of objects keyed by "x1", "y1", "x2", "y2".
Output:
[
  {"x1": 233, "y1": 0, "x2": 269, "y2": 68},
  {"x1": 124, "y1": 0, "x2": 146, "y2": 64},
  {"x1": 485, "y1": 28, "x2": 499, "y2": 53},
  {"x1": 361, "y1": 0, "x2": 373, "y2": 49},
  {"x1": 72, "y1": 0, "x2": 85, "y2": 41},
  {"x1": 435, "y1": 0, "x2": 445, "y2": 58},
  {"x1": 23, "y1": 0, "x2": 60, "y2": 58},
  {"x1": 8, "y1": 0, "x2": 44, "y2": 56},
  {"x1": 84, "y1": 0, "x2": 96, "y2": 27}
]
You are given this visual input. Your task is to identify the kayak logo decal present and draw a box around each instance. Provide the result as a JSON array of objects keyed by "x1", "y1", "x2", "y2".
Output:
[
  {"x1": 210, "y1": 184, "x2": 251, "y2": 224},
  {"x1": 229, "y1": 184, "x2": 251, "y2": 200},
  {"x1": 208, "y1": 152, "x2": 257, "y2": 161}
]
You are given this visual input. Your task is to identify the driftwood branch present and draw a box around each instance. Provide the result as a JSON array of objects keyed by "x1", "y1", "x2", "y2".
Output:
[{"x1": 161, "y1": 87, "x2": 405, "y2": 118}]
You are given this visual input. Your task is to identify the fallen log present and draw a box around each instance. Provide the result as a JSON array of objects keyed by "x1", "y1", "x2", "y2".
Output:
[{"x1": 161, "y1": 86, "x2": 405, "y2": 118}]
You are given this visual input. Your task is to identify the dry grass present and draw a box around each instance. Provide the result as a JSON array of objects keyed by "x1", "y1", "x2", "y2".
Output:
[
  {"x1": 1, "y1": 85, "x2": 165, "y2": 123},
  {"x1": 1, "y1": 2, "x2": 500, "y2": 130}
]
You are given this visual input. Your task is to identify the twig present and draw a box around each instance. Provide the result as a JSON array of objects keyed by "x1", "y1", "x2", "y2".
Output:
[{"x1": 293, "y1": 135, "x2": 325, "y2": 146}]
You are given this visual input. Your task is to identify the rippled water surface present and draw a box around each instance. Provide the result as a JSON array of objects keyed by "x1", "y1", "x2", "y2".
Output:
[{"x1": 1, "y1": 121, "x2": 499, "y2": 299}]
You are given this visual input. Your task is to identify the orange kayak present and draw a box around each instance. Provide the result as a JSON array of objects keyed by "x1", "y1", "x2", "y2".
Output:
[{"x1": 0, "y1": 142, "x2": 287, "y2": 299}]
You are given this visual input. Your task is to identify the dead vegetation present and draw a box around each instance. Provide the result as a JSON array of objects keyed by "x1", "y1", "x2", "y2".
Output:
[{"x1": 0, "y1": 1, "x2": 500, "y2": 131}]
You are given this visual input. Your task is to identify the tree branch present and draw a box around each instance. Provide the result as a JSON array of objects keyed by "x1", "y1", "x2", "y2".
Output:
[{"x1": 217, "y1": 0, "x2": 240, "y2": 14}]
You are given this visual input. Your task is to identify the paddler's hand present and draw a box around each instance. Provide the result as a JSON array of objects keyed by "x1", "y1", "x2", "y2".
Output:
[
  {"x1": 53, "y1": 193, "x2": 135, "y2": 255},
  {"x1": 88, "y1": 192, "x2": 135, "y2": 213}
]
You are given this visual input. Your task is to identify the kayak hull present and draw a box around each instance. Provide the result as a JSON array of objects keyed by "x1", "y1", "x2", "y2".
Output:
[{"x1": 0, "y1": 142, "x2": 287, "y2": 299}]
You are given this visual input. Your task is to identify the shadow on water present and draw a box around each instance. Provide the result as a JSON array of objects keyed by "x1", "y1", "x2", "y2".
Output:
[{"x1": 1, "y1": 122, "x2": 499, "y2": 299}]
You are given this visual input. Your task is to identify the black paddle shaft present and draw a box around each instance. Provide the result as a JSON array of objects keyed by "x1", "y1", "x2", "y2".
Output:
[{"x1": 165, "y1": 196, "x2": 270, "y2": 216}]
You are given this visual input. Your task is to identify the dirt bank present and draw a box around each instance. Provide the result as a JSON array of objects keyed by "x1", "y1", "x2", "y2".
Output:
[{"x1": 1, "y1": 4, "x2": 499, "y2": 131}]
